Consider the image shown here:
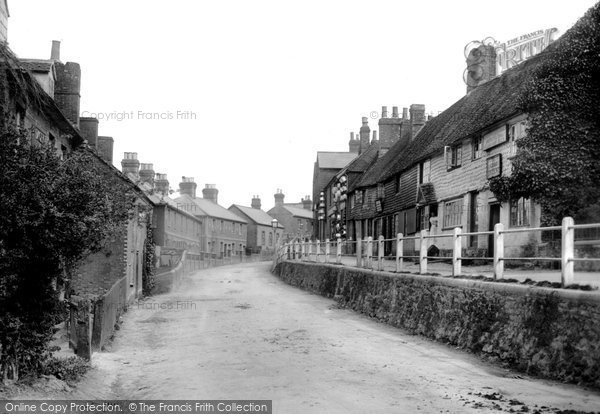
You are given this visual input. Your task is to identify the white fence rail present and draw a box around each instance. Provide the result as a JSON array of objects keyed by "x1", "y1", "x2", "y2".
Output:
[{"x1": 274, "y1": 217, "x2": 600, "y2": 287}]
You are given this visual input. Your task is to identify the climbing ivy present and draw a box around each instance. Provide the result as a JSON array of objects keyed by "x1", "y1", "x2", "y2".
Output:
[{"x1": 489, "y1": 3, "x2": 600, "y2": 225}]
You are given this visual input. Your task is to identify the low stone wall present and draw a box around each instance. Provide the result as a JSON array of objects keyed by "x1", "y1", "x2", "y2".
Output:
[{"x1": 274, "y1": 261, "x2": 600, "y2": 389}]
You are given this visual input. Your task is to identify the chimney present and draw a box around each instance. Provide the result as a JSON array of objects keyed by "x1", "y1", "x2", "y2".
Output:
[
  {"x1": 348, "y1": 131, "x2": 360, "y2": 153},
  {"x1": 54, "y1": 60, "x2": 81, "y2": 127},
  {"x1": 202, "y1": 184, "x2": 219, "y2": 204},
  {"x1": 465, "y1": 44, "x2": 497, "y2": 93},
  {"x1": 392, "y1": 106, "x2": 399, "y2": 118},
  {"x1": 97, "y1": 136, "x2": 113, "y2": 163},
  {"x1": 139, "y1": 163, "x2": 155, "y2": 187},
  {"x1": 251, "y1": 195, "x2": 262, "y2": 210},
  {"x1": 410, "y1": 104, "x2": 426, "y2": 140},
  {"x1": 51, "y1": 40, "x2": 61, "y2": 61},
  {"x1": 79, "y1": 117, "x2": 98, "y2": 148},
  {"x1": 372, "y1": 130, "x2": 378, "y2": 142},
  {"x1": 302, "y1": 195, "x2": 312, "y2": 210},
  {"x1": 381, "y1": 106, "x2": 388, "y2": 118},
  {"x1": 121, "y1": 152, "x2": 139, "y2": 180},
  {"x1": 179, "y1": 176, "x2": 197, "y2": 198},
  {"x1": 379, "y1": 106, "x2": 403, "y2": 150},
  {"x1": 402, "y1": 107, "x2": 408, "y2": 120},
  {"x1": 359, "y1": 117, "x2": 370, "y2": 154},
  {"x1": 274, "y1": 189, "x2": 285, "y2": 208},
  {"x1": 154, "y1": 173, "x2": 170, "y2": 196}
]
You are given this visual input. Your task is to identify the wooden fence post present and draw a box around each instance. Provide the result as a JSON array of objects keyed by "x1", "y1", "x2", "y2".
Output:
[
  {"x1": 378, "y1": 235, "x2": 384, "y2": 271},
  {"x1": 337, "y1": 238, "x2": 342, "y2": 264},
  {"x1": 396, "y1": 233, "x2": 403, "y2": 272},
  {"x1": 356, "y1": 237, "x2": 362, "y2": 267},
  {"x1": 493, "y1": 223, "x2": 504, "y2": 279},
  {"x1": 419, "y1": 230, "x2": 428, "y2": 274},
  {"x1": 367, "y1": 237, "x2": 373, "y2": 269},
  {"x1": 452, "y1": 227, "x2": 462, "y2": 276},
  {"x1": 325, "y1": 239, "x2": 330, "y2": 263},
  {"x1": 561, "y1": 216, "x2": 575, "y2": 286}
]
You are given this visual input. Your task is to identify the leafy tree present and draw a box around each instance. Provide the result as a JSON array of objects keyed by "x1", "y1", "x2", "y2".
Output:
[
  {"x1": 0, "y1": 126, "x2": 136, "y2": 379},
  {"x1": 489, "y1": 3, "x2": 600, "y2": 225}
]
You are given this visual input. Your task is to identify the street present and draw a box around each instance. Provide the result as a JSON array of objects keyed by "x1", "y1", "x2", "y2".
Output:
[{"x1": 69, "y1": 262, "x2": 599, "y2": 413}]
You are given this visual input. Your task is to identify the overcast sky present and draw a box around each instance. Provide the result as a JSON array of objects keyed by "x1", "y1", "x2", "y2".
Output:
[{"x1": 8, "y1": 0, "x2": 598, "y2": 209}]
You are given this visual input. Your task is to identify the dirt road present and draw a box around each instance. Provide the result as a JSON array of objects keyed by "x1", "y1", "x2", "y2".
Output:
[{"x1": 65, "y1": 262, "x2": 600, "y2": 413}]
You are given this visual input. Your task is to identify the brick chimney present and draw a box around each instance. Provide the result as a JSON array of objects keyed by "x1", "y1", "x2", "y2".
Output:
[
  {"x1": 302, "y1": 195, "x2": 312, "y2": 210},
  {"x1": 379, "y1": 106, "x2": 402, "y2": 150},
  {"x1": 121, "y1": 152, "x2": 139, "y2": 180},
  {"x1": 97, "y1": 136, "x2": 113, "y2": 163},
  {"x1": 274, "y1": 189, "x2": 285, "y2": 208},
  {"x1": 410, "y1": 104, "x2": 426, "y2": 140},
  {"x1": 139, "y1": 163, "x2": 155, "y2": 187},
  {"x1": 251, "y1": 195, "x2": 261, "y2": 209},
  {"x1": 392, "y1": 106, "x2": 399, "y2": 118},
  {"x1": 79, "y1": 117, "x2": 98, "y2": 148},
  {"x1": 53, "y1": 42, "x2": 81, "y2": 127},
  {"x1": 359, "y1": 117, "x2": 370, "y2": 154},
  {"x1": 348, "y1": 131, "x2": 360, "y2": 153},
  {"x1": 179, "y1": 176, "x2": 197, "y2": 198},
  {"x1": 154, "y1": 173, "x2": 169, "y2": 196},
  {"x1": 381, "y1": 106, "x2": 388, "y2": 118},
  {"x1": 202, "y1": 184, "x2": 218, "y2": 204}
]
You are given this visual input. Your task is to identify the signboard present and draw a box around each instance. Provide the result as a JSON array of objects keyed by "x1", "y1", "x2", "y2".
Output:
[
  {"x1": 375, "y1": 200, "x2": 383, "y2": 213},
  {"x1": 486, "y1": 154, "x2": 502, "y2": 179}
]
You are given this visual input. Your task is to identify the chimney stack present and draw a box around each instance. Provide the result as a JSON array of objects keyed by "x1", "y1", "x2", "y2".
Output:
[
  {"x1": 139, "y1": 163, "x2": 155, "y2": 187},
  {"x1": 402, "y1": 107, "x2": 408, "y2": 120},
  {"x1": 155, "y1": 173, "x2": 170, "y2": 196},
  {"x1": 359, "y1": 117, "x2": 370, "y2": 154},
  {"x1": 179, "y1": 176, "x2": 197, "y2": 198},
  {"x1": 410, "y1": 104, "x2": 426, "y2": 140},
  {"x1": 381, "y1": 106, "x2": 388, "y2": 118},
  {"x1": 251, "y1": 195, "x2": 262, "y2": 210},
  {"x1": 79, "y1": 117, "x2": 98, "y2": 148},
  {"x1": 392, "y1": 106, "x2": 399, "y2": 118},
  {"x1": 348, "y1": 131, "x2": 360, "y2": 153},
  {"x1": 379, "y1": 105, "x2": 403, "y2": 150},
  {"x1": 54, "y1": 60, "x2": 81, "y2": 127},
  {"x1": 202, "y1": 184, "x2": 219, "y2": 204},
  {"x1": 97, "y1": 136, "x2": 114, "y2": 163},
  {"x1": 372, "y1": 130, "x2": 378, "y2": 142},
  {"x1": 274, "y1": 189, "x2": 285, "y2": 208},
  {"x1": 302, "y1": 195, "x2": 312, "y2": 210},
  {"x1": 121, "y1": 152, "x2": 140, "y2": 180},
  {"x1": 51, "y1": 40, "x2": 61, "y2": 61}
]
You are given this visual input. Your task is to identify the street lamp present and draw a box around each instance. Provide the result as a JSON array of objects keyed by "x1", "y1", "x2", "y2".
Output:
[{"x1": 271, "y1": 218, "x2": 278, "y2": 251}]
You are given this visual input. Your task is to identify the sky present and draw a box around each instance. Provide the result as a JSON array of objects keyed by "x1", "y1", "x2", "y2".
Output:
[{"x1": 7, "y1": 0, "x2": 598, "y2": 209}]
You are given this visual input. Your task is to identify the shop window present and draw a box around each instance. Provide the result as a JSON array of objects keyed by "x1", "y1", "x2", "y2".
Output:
[
  {"x1": 510, "y1": 197, "x2": 531, "y2": 227},
  {"x1": 443, "y1": 198, "x2": 463, "y2": 228}
]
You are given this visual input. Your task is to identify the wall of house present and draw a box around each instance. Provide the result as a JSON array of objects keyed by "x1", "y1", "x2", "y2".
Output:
[
  {"x1": 157, "y1": 205, "x2": 204, "y2": 253},
  {"x1": 125, "y1": 208, "x2": 147, "y2": 301},
  {"x1": 206, "y1": 218, "x2": 247, "y2": 257}
]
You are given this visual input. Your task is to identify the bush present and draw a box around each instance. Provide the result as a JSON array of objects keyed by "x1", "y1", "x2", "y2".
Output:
[{"x1": 42, "y1": 356, "x2": 90, "y2": 383}]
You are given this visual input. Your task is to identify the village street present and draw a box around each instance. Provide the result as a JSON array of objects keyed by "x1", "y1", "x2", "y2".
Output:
[{"x1": 61, "y1": 262, "x2": 599, "y2": 413}]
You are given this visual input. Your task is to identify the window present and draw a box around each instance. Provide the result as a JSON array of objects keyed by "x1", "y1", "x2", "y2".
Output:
[
  {"x1": 377, "y1": 183, "x2": 385, "y2": 199},
  {"x1": 419, "y1": 159, "x2": 431, "y2": 183},
  {"x1": 443, "y1": 199, "x2": 463, "y2": 228},
  {"x1": 220, "y1": 220, "x2": 224, "y2": 232},
  {"x1": 261, "y1": 231, "x2": 266, "y2": 245},
  {"x1": 508, "y1": 120, "x2": 527, "y2": 156},
  {"x1": 445, "y1": 144, "x2": 462, "y2": 170},
  {"x1": 472, "y1": 136, "x2": 482, "y2": 160},
  {"x1": 510, "y1": 197, "x2": 530, "y2": 227},
  {"x1": 349, "y1": 193, "x2": 355, "y2": 209},
  {"x1": 395, "y1": 175, "x2": 401, "y2": 193},
  {"x1": 269, "y1": 232, "x2": 273, "y2": 246},
  {"x1": 356, "y1": 190, "x2": 363, "y2": 204}
]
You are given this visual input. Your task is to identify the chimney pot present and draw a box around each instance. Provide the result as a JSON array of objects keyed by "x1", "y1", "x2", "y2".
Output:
[
  {"x1": 392, "y1": 106, "x2": 399, "y2": 118},
  {"x1": 372, "y1": 130, "x2": 378, "y2": 141},
  {"x1": 382, "y1": 106, "x2": 388, "y2": 118},
  {"x1": 362, "y1": 117, "x2": 368, "y2": 125},
  {"x1": 202, "y1": 184, "x2": 219, "y2": 204},
  {"x1": 402, "y1": 107, "x2": 409, "y2": 119}
]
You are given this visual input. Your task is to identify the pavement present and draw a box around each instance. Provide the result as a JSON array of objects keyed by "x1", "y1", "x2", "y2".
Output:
[{"x1": 11, "y1": 262, "x2": 600, "y2": 413}]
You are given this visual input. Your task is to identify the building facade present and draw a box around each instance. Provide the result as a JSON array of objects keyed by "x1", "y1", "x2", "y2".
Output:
[
  {"x1": 267, "y1": 190, "x2": 314, "y2": 242},
  {"x1": 229, "y1": 196, "x2": 284, "y2": 253}
]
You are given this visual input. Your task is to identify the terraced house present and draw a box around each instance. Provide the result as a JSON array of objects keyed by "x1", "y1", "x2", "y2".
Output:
[{"x1": 344, "y1": 49, "x2": 552, "y2": 258}]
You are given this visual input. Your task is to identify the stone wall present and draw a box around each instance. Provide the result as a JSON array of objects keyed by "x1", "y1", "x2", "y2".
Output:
[{"x1": 274, "y1": 261, "x2": 600, "y2": 389}]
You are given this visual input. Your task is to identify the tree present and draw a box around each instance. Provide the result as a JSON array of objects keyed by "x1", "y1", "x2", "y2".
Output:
[
  {"x1": 0, "y1": 126, "x2": 136, "y2": 379},
  {"x1": 489, "y1": 3, "x2": 600, "y2": 225}
]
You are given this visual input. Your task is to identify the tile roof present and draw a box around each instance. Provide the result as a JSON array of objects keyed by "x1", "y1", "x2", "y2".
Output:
[
  {"x1": 174, "y1": 194, "x2": 247, "y2": 223},
  {"x1": 230, "y1": 205, "x2": 283, "y2": 227},
  {"x1": 356, "y1": 50, "x2": 549, "y2": 188},
  {"x1": 20, "y1": 59, "x2": 53, "y2": 72},
  {"x1": 283, "y1": 205, "x2": 313, "y2": 219},
  {"x1": 316, "y1": 151, "x2": 357, "y2": 169}
]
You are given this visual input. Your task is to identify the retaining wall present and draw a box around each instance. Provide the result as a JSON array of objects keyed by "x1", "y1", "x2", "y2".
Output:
[{"x1": 274, "y1": 260, "x2": 600, "y2": 389}]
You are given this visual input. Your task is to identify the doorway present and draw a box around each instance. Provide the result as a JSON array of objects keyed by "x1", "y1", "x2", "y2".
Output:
[{"x1": 488, "y1": 204, "x2": 501, "y2": 256}]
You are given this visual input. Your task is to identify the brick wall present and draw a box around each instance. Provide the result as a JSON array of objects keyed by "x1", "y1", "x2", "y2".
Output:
[{"x1": 275, "y1": 261, "x2": 600, "y2": 389}]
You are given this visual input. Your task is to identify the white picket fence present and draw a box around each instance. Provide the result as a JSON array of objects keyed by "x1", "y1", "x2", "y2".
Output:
[{"x1": 275, "y1": 217, "x2": 600, "y2": 287}]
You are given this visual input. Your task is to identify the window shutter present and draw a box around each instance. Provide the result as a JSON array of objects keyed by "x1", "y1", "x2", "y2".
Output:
[
  {"x1": 444, "y1": 146, "x2": 450, "y2": 170},
  {"x1": 456, "y1": 145, "x2": 462, "y2": 166}
]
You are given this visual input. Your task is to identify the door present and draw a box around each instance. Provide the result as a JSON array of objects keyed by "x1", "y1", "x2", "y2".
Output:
[{"x1": 488, "y1": 204, "x2": 501, "y2": 256}]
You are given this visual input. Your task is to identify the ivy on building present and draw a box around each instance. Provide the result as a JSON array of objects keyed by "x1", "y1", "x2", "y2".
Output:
[
  {"x1": 0, "y1": 126, "x2": 136, "y2": 379},
  {"x1": 489, "y1": 3, "x2": 600, "y2": 225},
  {"x1": 142, "y1": 224, "x2": 156, "y2": 296}
]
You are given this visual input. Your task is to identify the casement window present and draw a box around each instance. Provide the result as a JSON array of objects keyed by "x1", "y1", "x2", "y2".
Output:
[
  {"x1": 356, "y1": 190, "x2": 363, "y2": 204},
  {"x1": 472, "y1": 136, "x2": 483, "y2": 160},
  {"x1": 419, "y1": 159, "x2": 431, "y2": 183},
  {"x1": 510, "y1": 197, "x2": 531, "y2": 227},
  {"x1": 349, "y1": 193, "x2": 355, "y2": 209},
  {"x1": 444, "y1": 144, "x2": 462, "y2": 170},
  {"x1": 443, "y1": 198, "x2": 463, "y2": 228},
  {"x1": 508, "y1": 120, "x2": 527, "y2": 157},
  {"x1": 261, "y1": 231, "x2": 266, "y2": 245},
  {"x1": 377, "y1": 183, "x2": 385, "y2": 199}
]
